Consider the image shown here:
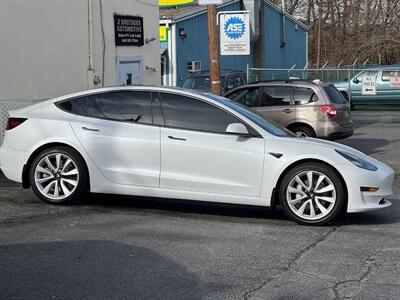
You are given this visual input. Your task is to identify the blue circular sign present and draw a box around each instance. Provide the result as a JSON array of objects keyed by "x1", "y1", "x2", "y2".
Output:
[{"x1": 224, "y1": 17, "x2": 246, "y2": 40}]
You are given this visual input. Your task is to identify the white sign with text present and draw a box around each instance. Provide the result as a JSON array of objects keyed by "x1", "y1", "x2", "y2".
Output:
[
  {"x1": 219, "y1": 12, "x2": 250, "y2": 56},
  {"x1": 362, "y1": 75, "x2": 377, "y2": 95}
]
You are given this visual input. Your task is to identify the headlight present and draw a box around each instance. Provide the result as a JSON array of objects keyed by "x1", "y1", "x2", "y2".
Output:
[{"x1": 335, "y1": 149, "x2": 378, "y2": 171}]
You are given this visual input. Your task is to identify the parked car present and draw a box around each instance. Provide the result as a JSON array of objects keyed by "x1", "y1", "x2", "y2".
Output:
[
  {"x1": 0, "y1": 87, "x2": 393, "y2": 225},
  {"x1": 181, "y1": 69, "x2": 246, "y2": 94},
  {"x1": 334, "y1": 65, "x2": 400, "y2": 107},
  {"x1": 224, "y1": 80, "x2": 354, "y2": 140}
]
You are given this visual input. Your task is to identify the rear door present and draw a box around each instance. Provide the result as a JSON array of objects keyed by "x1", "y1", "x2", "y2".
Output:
[
  {"x1": 69, "y1": 91, "x2": 160, "y2": 187},
  {"x1": 292, "y1": 86, "x2": 321, "y2": 127},
  {"x1": 254, "y1": 86, "x2": 295, "y2": 127}
]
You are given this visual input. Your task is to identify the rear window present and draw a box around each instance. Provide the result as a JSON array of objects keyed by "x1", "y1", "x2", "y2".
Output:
[
  {"x1": 324, "y1": 85, "x2": 346, "y2": 104},
  {"x1": 57, "y1": 96, "x2": 87, "y2": 115}
]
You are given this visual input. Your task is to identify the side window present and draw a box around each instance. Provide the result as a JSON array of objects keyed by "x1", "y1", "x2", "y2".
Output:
[
  {"x1": 160, "y1": 93, "x2": 239, "y2": 133},
  {"x1": 58, "y1": 96, "x2": 88, "y2": 115},
  {"x1": 260, "y1": 86, "x2": 292, "y2": 106},
  {"x1": 226, "y1": 88, "x2": 258, "y2": 107},
  {"x1": 87, "y1": 91, "x2": 152, "y2": 124},
  {"x1": 293, "y1": 87, "x2": 319, "y2": 105},
  {"x1": 225, "y1": 76, "x2": 235, "y2": 88},
  {"x1": 382, "y1": 71, "x2": 398, "y2": 81},
  {"x1": 356, "y1": 71, "x2": 378, "y2": 82}
]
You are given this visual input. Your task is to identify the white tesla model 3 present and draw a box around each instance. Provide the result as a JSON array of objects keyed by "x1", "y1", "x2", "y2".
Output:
[{"x1": 0, "y1": 87, "x2": 395, "y2": 225}]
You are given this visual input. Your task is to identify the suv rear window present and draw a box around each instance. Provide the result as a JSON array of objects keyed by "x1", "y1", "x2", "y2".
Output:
[{"x1": 324, "y1": 85, "x2": 346, "y2": 104}]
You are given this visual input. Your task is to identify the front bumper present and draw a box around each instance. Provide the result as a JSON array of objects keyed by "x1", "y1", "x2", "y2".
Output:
[{"x1": 341, "y1": 162, "x2": 395, "y2": 213}]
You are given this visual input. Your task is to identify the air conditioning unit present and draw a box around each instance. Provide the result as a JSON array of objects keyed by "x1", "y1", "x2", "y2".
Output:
[{"x1": 188, "y1": 61, "x2": 201, "y2": 73}]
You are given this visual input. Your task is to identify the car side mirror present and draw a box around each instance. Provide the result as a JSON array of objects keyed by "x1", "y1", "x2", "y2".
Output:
[
  {"x1": 226, "y1": 123, "x2": 250, "y2": 136},
  {"x1": 353, "y1": 78, "x2": 360, "y2": 84}
]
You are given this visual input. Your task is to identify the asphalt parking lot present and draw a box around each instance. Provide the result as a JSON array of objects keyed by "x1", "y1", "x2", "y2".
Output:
[{"x1": 1, "y1": 108, "x2": 400, "y2": 300}]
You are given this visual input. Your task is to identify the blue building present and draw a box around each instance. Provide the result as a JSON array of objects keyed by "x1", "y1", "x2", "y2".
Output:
[{"x1": 160, "y1": 0, "x2": 308, "y2": 86}]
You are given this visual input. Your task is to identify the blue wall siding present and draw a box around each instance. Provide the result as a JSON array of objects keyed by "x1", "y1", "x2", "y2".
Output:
[
  {"x1": 175, "y1": 1, "x2": 251, "y2": 85},
  {"x1": 174, "y1": 1, "x2": 307, "y2": 84},
  {"x1": 264, "y1": 3, "x2": 307, "y2": 69}
]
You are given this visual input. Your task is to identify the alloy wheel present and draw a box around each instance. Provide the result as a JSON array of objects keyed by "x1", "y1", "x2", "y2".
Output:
[
  {"x1": 286, "y1": 170, "x2": 336, "y2": 221},
  {"x1": 34, "y1": 153, "x2": 79, "y2": 201}
]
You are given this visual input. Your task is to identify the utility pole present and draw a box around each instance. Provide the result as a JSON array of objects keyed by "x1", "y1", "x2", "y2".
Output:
[{"x1": 207, "y1": 5, "x2": 221, "y2": 95}]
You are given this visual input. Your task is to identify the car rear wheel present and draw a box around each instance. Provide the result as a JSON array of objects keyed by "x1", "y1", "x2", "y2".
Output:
[
  {"x1": 290, "y1": 126, "x2": 315, "y2": 138},
  {"x1": 279, "y1": 163, "x2": 346, "y2": 225},
  {"x1": 29, "y1": 147, "x2": 88, "y2": 205}
]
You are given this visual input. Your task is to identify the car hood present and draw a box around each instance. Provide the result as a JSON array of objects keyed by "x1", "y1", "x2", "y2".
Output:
[
  {"x1": 270, "y1": 136, "x2": 381, "y2": 165},
  {"x1": 333, "y1": 80, "x2": 350, "y2": 89}
]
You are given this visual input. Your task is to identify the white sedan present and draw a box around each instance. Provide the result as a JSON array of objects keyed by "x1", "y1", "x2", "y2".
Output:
[{"x1": 0, "y1": 87, "x2": 395, "y2": 225}]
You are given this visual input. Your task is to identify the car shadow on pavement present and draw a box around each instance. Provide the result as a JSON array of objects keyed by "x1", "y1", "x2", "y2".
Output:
[
  {"x1": 86, "y1": 193, "x2": 288, "y2": 223},
  {"x1": 0, "y1": 240, "x2": 204, "y2": 299},
  {"x1": 86, "y1": 194, "x2": 400, "y2": 226},
  {"x1": 337, "y1": 200, "x2": 400, "y2": 226}
]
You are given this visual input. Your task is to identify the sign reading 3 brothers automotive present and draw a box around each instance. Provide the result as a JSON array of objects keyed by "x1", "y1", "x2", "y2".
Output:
[
  {"x1": 219, "y1": 12, "x2": 250, "y2": 56},
  {"x1": 114, "y1": 15, "x2": 144, "y2": 46}
]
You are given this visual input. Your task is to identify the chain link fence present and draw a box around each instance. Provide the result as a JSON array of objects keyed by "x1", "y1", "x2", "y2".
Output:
[
  {"x1": 246, "y1": 67, "x2": 362, "y2": 83},
  {"x1": 246, "y1": 67, "x2": 400, "y2": 106}
]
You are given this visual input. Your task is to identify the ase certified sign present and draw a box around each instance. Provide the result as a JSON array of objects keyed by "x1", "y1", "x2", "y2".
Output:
[{"x1": 219, "y1": 13, "x2": 250, "y2": 56}]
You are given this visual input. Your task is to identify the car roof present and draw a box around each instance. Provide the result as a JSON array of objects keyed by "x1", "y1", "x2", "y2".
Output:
[{"x1": 364, "y1": 64, "x2": 400, "y2": 70}]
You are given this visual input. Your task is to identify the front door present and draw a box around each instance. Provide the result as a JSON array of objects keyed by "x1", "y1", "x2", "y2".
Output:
[
  {"x1": 70, "y1": 91, "x2": 160, "y2": 187},
  {"x1": 158, "y1": 93, "x2": 265, "y2": 197},
  {"x1": 117, "y1": 56, "x2": 142, "y2": 86}
]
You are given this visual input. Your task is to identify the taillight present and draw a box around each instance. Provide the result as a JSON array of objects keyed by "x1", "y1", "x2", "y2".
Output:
[
  {"x1": 319, "y1": 105, "x2": 337, "y2": 119},
  {"x1": 5, "y1": 118, "x2": 27, "y2": 130}
]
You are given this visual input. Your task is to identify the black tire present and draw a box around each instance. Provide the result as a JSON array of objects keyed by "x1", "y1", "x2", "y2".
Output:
[
  {"x1": 290, "y1": 125, "x2": 316, "y2": 138},
  {"x1": 29, "y1": 146, "x2": 88, "y2": 205},
  {"x1": 279, "y1": 162, "x2": 346, "y2": 225}
]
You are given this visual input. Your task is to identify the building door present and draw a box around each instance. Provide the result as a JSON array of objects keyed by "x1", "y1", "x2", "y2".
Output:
[{"x1": 117, "y1": 56, "x2": 143, "y2": 86}]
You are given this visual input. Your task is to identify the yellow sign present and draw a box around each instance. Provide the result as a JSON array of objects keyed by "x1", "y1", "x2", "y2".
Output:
[
  {"x1": 160, "y1": 25, "x2": 168, "y2": 42},
  {"x1": 159, "y1": 0, "x2": 193, "y2": 7}
]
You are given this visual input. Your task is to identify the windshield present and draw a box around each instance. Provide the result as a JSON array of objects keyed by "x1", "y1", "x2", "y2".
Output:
[
  {"x1": 203, "y1": 93, "x2": 295, "y2": 137},
  {"x1": 183, "y1": 75, "x2": 225, "y2": 90}
]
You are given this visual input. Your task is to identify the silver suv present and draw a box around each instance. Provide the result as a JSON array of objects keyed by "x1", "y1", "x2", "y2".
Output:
[{"x1": 224, "y1": 80, "x2": 354, "y2": 140}]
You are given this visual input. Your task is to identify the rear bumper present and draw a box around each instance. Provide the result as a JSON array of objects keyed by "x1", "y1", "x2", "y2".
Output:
[
  {"x1": 0, "y1": 144, "x2": 27, "y2": 183},
  {"x1": 316, "y1": 122, "x2": 354, "y2": 140}
]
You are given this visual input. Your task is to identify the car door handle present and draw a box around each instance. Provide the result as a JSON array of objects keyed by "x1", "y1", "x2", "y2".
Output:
[
  {"x1": 168, "y1": 135, "x2": 186, "y2": 141},
  {"x1": 283, "y1": 109, "x2": 293, "y2": 113},
  {"x1": 82, "y1": 126, "x2": 100, "y2": 132}
]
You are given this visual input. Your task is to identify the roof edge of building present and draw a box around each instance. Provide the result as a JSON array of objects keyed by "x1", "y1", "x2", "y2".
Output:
[{"x1": 160, "y1": 0, "x2": 308, "y2": 31}]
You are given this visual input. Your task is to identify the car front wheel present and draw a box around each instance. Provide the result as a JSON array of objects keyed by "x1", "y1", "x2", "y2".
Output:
[
  {"x1": 29, "y1": 147, "x2": 88, "y2": 204},
  {"x1": 279, "y1": 163, "x2": 346, "y2": 225}
]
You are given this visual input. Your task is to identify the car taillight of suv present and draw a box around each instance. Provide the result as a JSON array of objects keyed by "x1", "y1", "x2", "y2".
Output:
[{"x1": 319, "y1": 105, "x2": 337, "y2": 119}]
